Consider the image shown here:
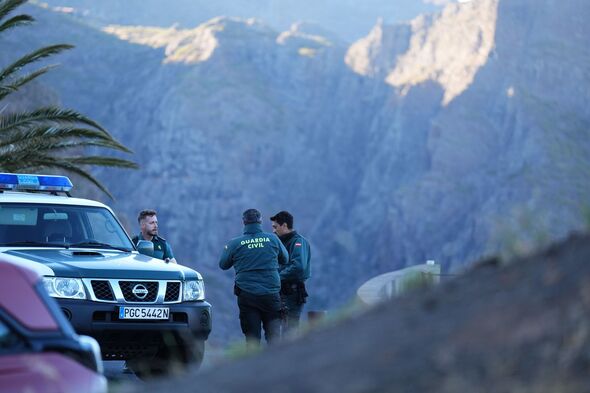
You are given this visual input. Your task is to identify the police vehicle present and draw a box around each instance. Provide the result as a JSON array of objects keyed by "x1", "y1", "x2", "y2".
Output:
[{"x1": 0, "y1": 173, "x2": 211, "y2": 376}]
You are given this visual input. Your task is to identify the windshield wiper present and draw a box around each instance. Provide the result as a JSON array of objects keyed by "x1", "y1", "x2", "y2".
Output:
[{"x1": 67, "y1": 241, "x2": 131, "y2": 252}]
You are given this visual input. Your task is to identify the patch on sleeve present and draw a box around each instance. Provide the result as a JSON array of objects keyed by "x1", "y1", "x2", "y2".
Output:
[{"x1": 295, "y1": 243, "x2": 302, "y2": 247}]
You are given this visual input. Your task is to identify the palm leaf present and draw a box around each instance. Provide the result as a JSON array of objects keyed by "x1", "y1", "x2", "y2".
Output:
[
  {"x1": 0, "y1": 0, "x2": 138, "y2": 198},
  {"x1": 37, "y1": 139, "x2": 135, "y2": 152},
  {"x1": 0, "y1": 139, "x2": 137, "y2": 170},
  {"x1": 0, "y1": 154, "x2": 136, "y2": 200},
  {"x1": 0, "y1": 0, "x2": 28, "y2": 22},
  {"x1": 0, "y1": 107, "x2": 108, "y2": 134},
  {"x1": 0, "y1": 13, "x2": 33, "y2": 33},
  {"x1": 66, "y1": 156, "x2": 139, "y2": 169},
  {"x1": 0, "y1": 44, "x2": 73, "y2": 84},
  {"x1": 15, "y1": 156, "x2": 115, "y2": 199},
  {"x1": 0, "y1": 124, "x2": 125, "y2": 147},
  {"x1": 0, "y1": 65, "x2": 55, "y2": 101}
]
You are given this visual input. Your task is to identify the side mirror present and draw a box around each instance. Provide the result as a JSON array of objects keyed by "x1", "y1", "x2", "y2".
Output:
[
  {"x1": 78, "y1": 335, "x2": 104, "y2": 374},
  {"x1": 136, "y1": 240, "x2": 154, "y2": 257}
]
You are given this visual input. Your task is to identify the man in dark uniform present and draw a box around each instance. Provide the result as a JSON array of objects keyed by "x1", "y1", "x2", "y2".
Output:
[
  {"x1": 270, "y1": 210, "x2": 311, "y2": 331},
  {"x1": 125, "y1": 209, "x2": 177, "y2": 374},
  {"x1": 132, "y1": 209, "x2": 177, "y2": 264},
  {"x1": 219, "y1": 208, "x2": 288, "y2": 346}
]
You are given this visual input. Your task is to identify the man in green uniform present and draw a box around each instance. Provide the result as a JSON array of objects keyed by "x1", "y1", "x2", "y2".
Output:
[
  {"x1": 219, "y1": 208, "x2": 288, "y2": 346},
  {"x1": 270, "y1": 210, "x2": 311, "y2": 331},
  {"x1": 132, "y1": 209, "x2": 177, "y2": 264},
  {"x1": 126, "y1": 209, "x2": 178, "y2": 372}
]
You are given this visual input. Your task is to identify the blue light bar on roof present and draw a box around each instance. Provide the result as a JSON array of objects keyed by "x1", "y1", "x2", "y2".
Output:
[{"x1": 0, "y1": 173, "x2": 73, "y2": 192}]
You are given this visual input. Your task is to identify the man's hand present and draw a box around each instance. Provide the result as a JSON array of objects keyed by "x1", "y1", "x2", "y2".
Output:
[{"x1": 165, "y1": 257, "x2": 178, "y2": 264}]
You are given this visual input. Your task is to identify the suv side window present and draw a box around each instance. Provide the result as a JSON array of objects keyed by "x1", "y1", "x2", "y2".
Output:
[{"x1": 86, "y1": 210, "x2": 126, "y2": 245}]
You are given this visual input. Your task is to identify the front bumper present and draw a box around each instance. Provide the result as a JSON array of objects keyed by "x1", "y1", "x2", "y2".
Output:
[{"x1": 56, "y1": 299, "x2": 212, "y2": 360}]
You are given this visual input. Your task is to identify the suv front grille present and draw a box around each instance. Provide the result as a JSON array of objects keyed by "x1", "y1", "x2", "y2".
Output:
[
  {"x1": 84, "y1": 279, "x2": 182, "y2": 304},
  {"x1": 91, "y1": 280, "x2": 114, "y2": 301},
  {"x1": 165, "y1": 282, "x2": 181, "y2": 302},
  {"x1": 120, "y1": 281, "x2": 158, "y2": 302}
]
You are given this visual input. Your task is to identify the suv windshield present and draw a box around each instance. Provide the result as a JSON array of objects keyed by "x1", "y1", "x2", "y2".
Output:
[{"x1": 0, "y1": 203, "x2": 133, "y2": 251}]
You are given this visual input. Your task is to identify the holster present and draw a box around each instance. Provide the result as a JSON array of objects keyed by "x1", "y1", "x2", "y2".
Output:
[
  {"x1": 297, "y1": 281, "x2": 309, "y2": 305},
  {"x1": 280, "y1": 281, "x2": 295, "y2": 295},
  {"x1": 281, "y1": 281, "x2": 308, "y2": 305}
]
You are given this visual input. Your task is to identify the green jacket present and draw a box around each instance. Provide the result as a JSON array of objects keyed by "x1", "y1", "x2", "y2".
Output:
[
  {"x1": 133, "y1": 233, "x2": 174, "y2": 261},
  {"x1": 219, "y1": 223, "x2": 288, "y2": 295},
  {"x1": 279, "y1": 231, "x2": 311, "y2": 282}
]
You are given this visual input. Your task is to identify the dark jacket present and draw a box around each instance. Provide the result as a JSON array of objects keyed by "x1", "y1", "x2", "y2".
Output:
[
  {"x1": 219, "y1": 223, "x2": 288, "y2": 295},
  {"x1": 278, "y1": 231, "x2": 311, "y2": 283}
]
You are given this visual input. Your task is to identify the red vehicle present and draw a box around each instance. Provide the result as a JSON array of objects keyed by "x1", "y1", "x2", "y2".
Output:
[{"x1": 0, "y1": 260, "x2": 107, "y2": 393}]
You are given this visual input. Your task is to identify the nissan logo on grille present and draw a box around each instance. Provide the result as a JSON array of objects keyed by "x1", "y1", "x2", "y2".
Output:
[{"x1": 132, "y1": 284, "x2": 149, "y2": 299}]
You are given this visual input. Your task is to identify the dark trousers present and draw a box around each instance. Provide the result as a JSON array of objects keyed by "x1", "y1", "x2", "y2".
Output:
[
  {"x1": 280, "y1": 281, "x2": 308, "y2": 332},
  {"x1": 282, "y1": 292, "x2": 304, "y2": 331},
  {"x1": 237, "y1": 291, "x2": 282, "y2": 345}
]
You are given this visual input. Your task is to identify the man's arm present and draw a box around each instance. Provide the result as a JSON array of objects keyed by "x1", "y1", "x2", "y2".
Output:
[
  {"x1": 277, "y1": 238, "x2": 289, "y2": 267},
  {"x1": 218, "y1": 243, "x2": 234, "y2": 270},
  {"x1": 164, "y1": 242, "x2": 177, "y2": 264},
  {"x1": 280, "y1": 237, "x2": 308, "y2": 281}
]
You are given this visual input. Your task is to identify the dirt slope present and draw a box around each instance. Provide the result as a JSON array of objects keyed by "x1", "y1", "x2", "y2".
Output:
[{"x1": 124, "y1": 232, "x2": 590, "y2": 392}]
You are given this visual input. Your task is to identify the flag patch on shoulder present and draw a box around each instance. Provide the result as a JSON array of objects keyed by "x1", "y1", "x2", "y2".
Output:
[{"x1": 295, "y1": 243, "x2": 302, "y2": 247}]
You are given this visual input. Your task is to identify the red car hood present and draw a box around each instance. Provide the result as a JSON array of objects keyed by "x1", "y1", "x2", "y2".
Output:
[{"x1": 0, "y1": 352, "x2": 106, "y2": 393}]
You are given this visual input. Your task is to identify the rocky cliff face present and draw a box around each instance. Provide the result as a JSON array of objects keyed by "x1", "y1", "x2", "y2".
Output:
[
  {"x1": 6, "y1": 0, "x2": 589, "y2": 342},
  {"x1": 343, "y1": 0, "x2": 590, "y2": 281}
]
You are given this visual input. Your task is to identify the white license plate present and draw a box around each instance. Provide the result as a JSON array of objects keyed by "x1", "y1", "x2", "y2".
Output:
[{"x1": 118, "y1": 306, "x2": 169, "y2": 320}]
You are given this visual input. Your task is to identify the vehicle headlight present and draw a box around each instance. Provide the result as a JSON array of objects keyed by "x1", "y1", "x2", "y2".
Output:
[
  {"x1": 183, "y1": 280, "x2": 205, "y2": 301},
  {"x1": 43, "y1": 277, "x2": 86, "y2": 299}
]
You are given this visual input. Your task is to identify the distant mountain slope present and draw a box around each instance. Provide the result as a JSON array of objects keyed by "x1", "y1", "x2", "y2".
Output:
[
  {"x1": 34, "y1": 0, "x2": 442, "y2": 41},
  {"x1": 6, "y1": 0, "x2": 589, "y2": 343},
  {"x1": 342, "y1": 0, "x2": 590, "y2": 277}
]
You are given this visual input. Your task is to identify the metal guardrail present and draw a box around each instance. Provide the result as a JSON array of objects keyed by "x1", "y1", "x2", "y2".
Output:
[{"x1": 356, "y1": 261, "x2": 441, "y2": 306}]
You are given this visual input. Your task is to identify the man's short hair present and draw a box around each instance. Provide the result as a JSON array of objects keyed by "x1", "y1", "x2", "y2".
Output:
[
  {"x1": 242, "y1": 208, "x2": 262, "y2": 225},
  {"x1": 270, "y1": 211, "x2": 293, "y2": 229},
  {"x1": 138, "y1": 209, "x2": 157, "y2": 223}
]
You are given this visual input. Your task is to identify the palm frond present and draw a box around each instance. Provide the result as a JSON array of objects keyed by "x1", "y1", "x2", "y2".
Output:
[
  {"x1": 0, "y1": 107, "x2": 108, "y2": 134},
  {"x1": 66, "y1": 156, "x2": 139, "y2": 169},
  {"x1": 0, "y1": 0, "x2": 28, "y2": 22},
  {"x1": 0, "y1": 138, "x2": 137, "y2": 170},
  {"x1": 37, "y1": 139, "x2": 135, "y2": 152},
  {"x1": 0, "y1": 65, "x2": 55, "y2": 101},
  {"x1": 0, "y1": 44, "x2": 73, "y2": 84},
  {"x1": 0, "y1": 13, "x2": 33, "y2": 33},
  {"x1": 0, "y1": 154, "x2": 136, "y2": 200},
  {"x1": 57, "y1": 164, "x2": 114, "y2": 200},
  {"x1": 7, "y1": 124, "x2": 112, "y2": 142},
  {"x1": 0, "y1": 0, "x2": 138, "y2": 199},
  {"x1": 0, "y1": 125, "x2": 132, "y2": 153},
  {"x1": 13, "y1": 156, "x2": 115, "y2": 199}
]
